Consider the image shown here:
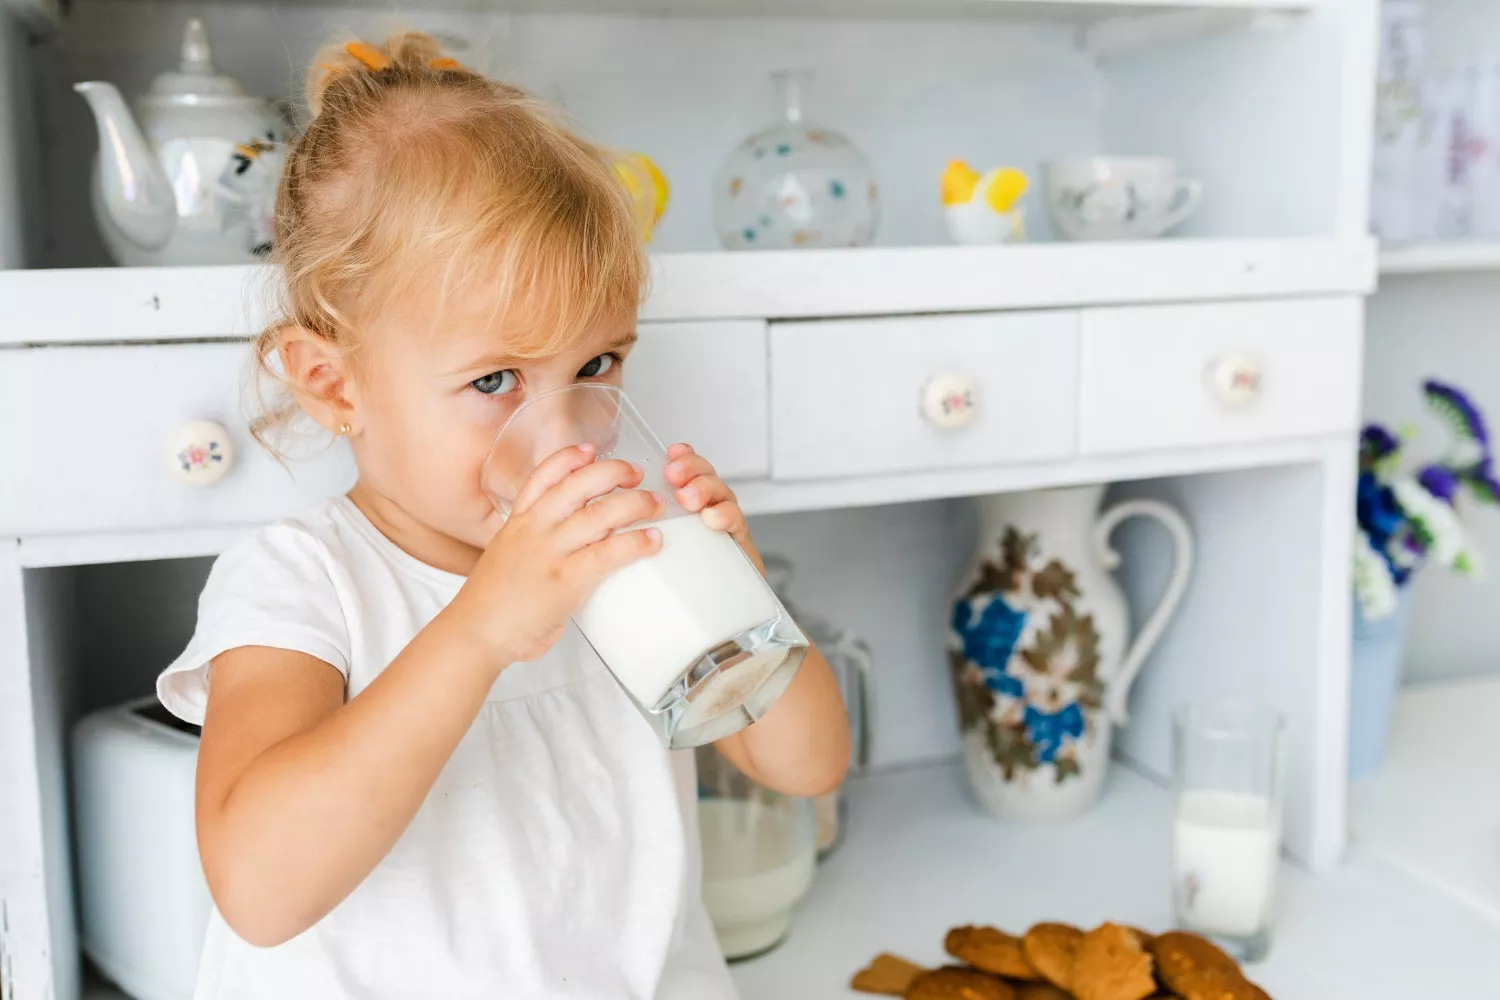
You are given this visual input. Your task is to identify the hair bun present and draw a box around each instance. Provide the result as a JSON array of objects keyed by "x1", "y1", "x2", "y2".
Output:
[{"x1": 304, "y1": 31, "x2": 458, "y2": 118}]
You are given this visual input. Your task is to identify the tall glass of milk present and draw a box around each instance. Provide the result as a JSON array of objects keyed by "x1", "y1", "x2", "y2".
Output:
[
  {"x1": 1171, "y1": 700, "x2": 1286, "y2": 962},
  {"x1": 482, "y1": 384, "x2": 808, "y2": 749}
]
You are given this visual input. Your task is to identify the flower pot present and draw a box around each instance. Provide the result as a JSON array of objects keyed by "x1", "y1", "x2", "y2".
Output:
[{"x1": 1349, "y1": 588, "x2": 1416, "y2": 780}]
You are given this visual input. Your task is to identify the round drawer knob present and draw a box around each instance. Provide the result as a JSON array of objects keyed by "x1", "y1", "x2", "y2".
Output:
[
  {"x1": 1208, "y1": 354, "x2": 1262, "y2": 407},
  {"x1": 164, "y1": 420, "x2": 235, "y2": 486},
  {"x1": 921, "y1": 373, "x2": 978, "y2": 429}
]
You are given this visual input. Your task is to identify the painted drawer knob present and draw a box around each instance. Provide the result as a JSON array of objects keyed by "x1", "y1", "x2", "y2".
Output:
[
  {"x1": 921, "y1": 373, "x2": 978, "y2": 429},
  {"x1": 1208, "y1": 354, "x2": 1262, "y2": 407},
  {"x1": 165, "y1": 420, "x2": 235, "y2": 486}
]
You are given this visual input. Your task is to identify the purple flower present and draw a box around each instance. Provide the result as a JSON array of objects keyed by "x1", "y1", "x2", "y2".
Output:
[
  {"x1": 1419, "y1": 463, "x2": 1460, "y2": 504},
  {"x1": 1424, "y1": 380, "x2": 1492, "y2": 468},
  {"x1": 1360, "y1": 424, "x2": 1401, "y2": 469}
]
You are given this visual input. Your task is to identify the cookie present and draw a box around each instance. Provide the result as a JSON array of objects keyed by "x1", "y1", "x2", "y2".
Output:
[
  {"x1": 1012, "y1": 982, "x2": 1073, "y2": 1000},
  {"x1": 1071, "y1": 922, "x2": 1157, "y2": 1000},
  {"x1": 1022, "y1": 922, "x2": 1084, "y2": 990},
  {"x1": 905, "y1": 966, "x2": 1017, "y2": 1000},
  {"x1": 945, "y1": 926, "x2": 1042, "y2": 980},
  {"x1": 852, "y1": 953, "x2": 930, "y2": 996},
  {"x1": 1149, "y1": 932, "x2": 1262, "y2": 1000}
]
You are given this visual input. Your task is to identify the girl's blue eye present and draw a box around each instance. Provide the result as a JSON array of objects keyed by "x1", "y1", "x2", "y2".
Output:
[
  {"x1": 471, "y1": 370, "x2": 519, "y2": 395},
  {"x1": 578, "y1": 353, "x2": 616, "y2": 379}
]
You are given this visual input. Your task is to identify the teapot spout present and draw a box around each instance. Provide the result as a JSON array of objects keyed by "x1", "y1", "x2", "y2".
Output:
[{"x1": 75, "y1": 81, "x2": 177, "y2": 252}]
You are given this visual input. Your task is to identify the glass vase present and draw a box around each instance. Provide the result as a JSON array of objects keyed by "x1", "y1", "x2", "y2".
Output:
[{"x1": 714, "y1": 70, "x2": 879, "y2": 251}]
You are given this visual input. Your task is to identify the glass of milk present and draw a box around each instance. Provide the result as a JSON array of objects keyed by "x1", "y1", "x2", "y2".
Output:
[
  {"x1": 1171, "y1": 700, "x2": 1286, "y2": 962},
  {"x1": 482, "y1": 384, "x2": 809, "y2": 749}
]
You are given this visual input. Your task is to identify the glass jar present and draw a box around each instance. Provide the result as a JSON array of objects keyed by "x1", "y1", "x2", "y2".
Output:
[
  {"x1": 763, "y1": 556, "x2": 873, "y2": 859},
  {"x1": 714, "y1": 69, "x2": 880, "y2": 250},
  {"x1": 696, "y1": 747, "x2": 816, "y2": 961}
]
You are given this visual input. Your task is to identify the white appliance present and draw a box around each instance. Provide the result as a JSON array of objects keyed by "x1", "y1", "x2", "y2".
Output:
[{"x1": 72, "y1": 697, "x2": 209, "y2": 1000}]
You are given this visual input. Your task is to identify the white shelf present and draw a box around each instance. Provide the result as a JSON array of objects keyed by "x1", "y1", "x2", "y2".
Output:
[
  {"x1": 0, "y1": 239, "x2": 1375, "y2": 347},
  {"x1": 731, "y1": 762, "x2": 1500, "y2": 998},
  {"x1": 478, "y1": 0, "x2": 1313, "y2": 13},
  {"x1": 1349, "y1": 677, "x2": 1500, "y2": 926},
  {"x1": 435, "y1": 0, "x2": 1315, "y2": 56},
  {"x1": 1379, "y1": 241, "x2": 1500, "y2": 276}
]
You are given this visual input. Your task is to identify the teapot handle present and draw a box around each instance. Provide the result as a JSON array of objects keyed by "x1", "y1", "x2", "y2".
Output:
[{"x1": 1092, "y1": 499, "x2": 1195, "y2": 725}]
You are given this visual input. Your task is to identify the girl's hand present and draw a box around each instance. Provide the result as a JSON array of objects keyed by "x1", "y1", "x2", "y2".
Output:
[
  {"x1": 664, "y1": 443, "x2": 762, "y2": 572},
  {"x1": 449, "y1": 445, "x2": 664, "y2": 667}
]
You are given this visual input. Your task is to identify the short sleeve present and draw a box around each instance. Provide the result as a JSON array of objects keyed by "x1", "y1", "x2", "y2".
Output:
[{"x1": 157, "y1": 523, "x2": 352, "y2": 725}]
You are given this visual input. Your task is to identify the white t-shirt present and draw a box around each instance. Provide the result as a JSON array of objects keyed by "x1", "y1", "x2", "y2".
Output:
[{"x1": 158, "y1": 496, "x2": 736, "y2": 1000}]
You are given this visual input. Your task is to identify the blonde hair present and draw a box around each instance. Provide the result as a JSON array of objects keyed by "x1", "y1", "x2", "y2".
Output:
[{"x1": 252, "y1": 31, "x2": 649, "y2": 450}]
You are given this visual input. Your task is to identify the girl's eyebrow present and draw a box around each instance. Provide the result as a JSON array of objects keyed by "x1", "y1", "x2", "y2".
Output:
[{"x1": 448, "y1": 331, "x2": 639, "y2": 377}]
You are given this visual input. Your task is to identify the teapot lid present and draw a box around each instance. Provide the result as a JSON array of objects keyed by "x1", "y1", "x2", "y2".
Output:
[{"x1": 146, "y1": 19, "x2": 247, "y2": 100}]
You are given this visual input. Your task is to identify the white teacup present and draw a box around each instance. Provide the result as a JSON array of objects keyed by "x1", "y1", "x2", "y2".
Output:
[{"x1": 1044, "y1": 157, "x2": 1203, "y2": 241}]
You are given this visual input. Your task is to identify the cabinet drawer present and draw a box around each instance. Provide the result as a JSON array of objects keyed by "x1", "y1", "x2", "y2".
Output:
[
  {"x1": 0, "y1": 323, "x2": 770, "y2": 539},
  {"x1": 627, "y1": 320, "x2": 769, "y2": 480},
  {"x1": 1078, "y1": 298, "x2": 1363, "y2": 457},
  {"x1": 770, "y1": 312, "x2": 1079, "y2": 480},
  {"x1": 0, "y1": 343, "x2": 356, "y2": 537}
]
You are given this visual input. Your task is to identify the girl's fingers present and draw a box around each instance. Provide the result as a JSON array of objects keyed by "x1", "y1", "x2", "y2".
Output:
[
  {"x1": 676, "y1": 473, "x2": 733, "y2": 512},
  {"x1": 666, "y1": 442, "x2": 695, "y2": 463},
  {"x1": 664, "y1": 450, "x2": 714, "y2": 489},
  {"x1": 558, "y1": 488, "x2": 664, "y2": 550},
  {"x1": 701, "y1": 500, "x2": 745, "y2": 534},
  {"x1": 529, "y1": 458, "x2": 643, "y2": 525},
  {"x1": 572, "y1": 527, "x2": 662, "y2": 585},
  {"x1": 510, "y1": 444, "x2": 597, "y2": 515}
]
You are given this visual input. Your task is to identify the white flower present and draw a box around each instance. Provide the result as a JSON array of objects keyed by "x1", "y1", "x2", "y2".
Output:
[
  {"x1": 1392, "y1": 477, "x2": 1470, "y2": 570},
  {"x1": 1353, "y1": 529, "x2": 1400, "y2": 622}
]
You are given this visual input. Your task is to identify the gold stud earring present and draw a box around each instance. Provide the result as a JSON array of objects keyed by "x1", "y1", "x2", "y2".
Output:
[{"x1": 337, "y1": 423, "x2": 352, "y2": 436}]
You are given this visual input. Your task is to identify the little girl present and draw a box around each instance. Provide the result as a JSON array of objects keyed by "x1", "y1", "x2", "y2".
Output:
[{"x1": 157, "y1": 33, "x2": 849, "y2": 1000}]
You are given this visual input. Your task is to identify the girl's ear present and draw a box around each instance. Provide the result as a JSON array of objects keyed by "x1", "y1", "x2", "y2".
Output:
[{"x1": 278, "y1": 326, "x2": 360, "y2": 435}]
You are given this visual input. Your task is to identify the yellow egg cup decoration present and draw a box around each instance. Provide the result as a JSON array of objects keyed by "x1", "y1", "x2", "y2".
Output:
[
  {"x1": 941, "y1": 159, "x2": 1029, "y2": 246},
  {"x1": 612, "y1": 151, "x2": 671, "y2": 242}
]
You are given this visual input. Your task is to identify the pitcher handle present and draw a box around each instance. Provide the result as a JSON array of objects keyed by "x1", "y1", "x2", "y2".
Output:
[
  {"x1": 1161, "y1": 178, "x2": 1203, "y2": 232},
  {"x1": 844, "y1": 638, "x2": 875, "y2": 773},
  {"x1": 1092, "y1": 499, "x2": 1195, "y2": 724}
]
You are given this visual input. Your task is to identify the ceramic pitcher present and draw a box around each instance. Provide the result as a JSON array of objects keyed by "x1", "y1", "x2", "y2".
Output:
[{"x1": 948, "y1": 484, "x2": 1193, "y2": 822}]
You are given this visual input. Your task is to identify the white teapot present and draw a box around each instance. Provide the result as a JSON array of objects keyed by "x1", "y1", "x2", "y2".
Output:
[{"x1": 75, "y1": 19, "x2": 284, "y2": 267}]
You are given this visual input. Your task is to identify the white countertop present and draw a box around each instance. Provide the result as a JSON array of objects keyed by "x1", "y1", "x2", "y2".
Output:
[
  {"x1": 83, "y1": 756, "x2": 1498, "y2": 1000},
  {"x1": 1350, "y1": 676, "x2": 1500, "y2": 927},
  {"x1": 733, "y1": 762, "x2": 1500, "y2": 999}
]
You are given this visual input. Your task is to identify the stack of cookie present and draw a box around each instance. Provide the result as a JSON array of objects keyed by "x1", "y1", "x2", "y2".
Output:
[{"x1": 850, "y1": 923, "x2": 1272, "y2": 1000}]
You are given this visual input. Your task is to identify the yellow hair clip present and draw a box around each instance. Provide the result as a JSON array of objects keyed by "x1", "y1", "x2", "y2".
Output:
[
  {"x1": 429, "y1": 57, "x2": 462, "y2": 71},
  {"x1": 345, "y1": 41, "x2": 392, "y2": 72}
]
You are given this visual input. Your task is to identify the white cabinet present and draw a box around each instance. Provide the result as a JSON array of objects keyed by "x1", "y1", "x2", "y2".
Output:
[
  {"x1": 0, "y1": 0, "x2": 1448, "y2": 995},
  {"x1": 769, "y1": 312, "x2": 1079, "y2": 480}
]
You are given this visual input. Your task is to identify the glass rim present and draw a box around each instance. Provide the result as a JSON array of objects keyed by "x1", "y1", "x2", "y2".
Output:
[
  {"x1": 480, "y1": 383, "x2": 659, "y2": 516},
  {"x1": 488, "y1": 382, "x2": 631, "y2": 453},
  {"x1": 1171, "y1": 699, "x2": 1285, "y2": 742}
]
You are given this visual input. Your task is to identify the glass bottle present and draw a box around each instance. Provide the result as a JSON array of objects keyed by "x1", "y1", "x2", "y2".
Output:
[
  {"x1": 696, "y1": 747, "x2": 816, "y2": 960},
  {"x1": 763, "y1": 556, "x2": 873, "y2": 859},
  {"x1": 714, "y1": 69, "x2": 880, "y2": 250}
]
